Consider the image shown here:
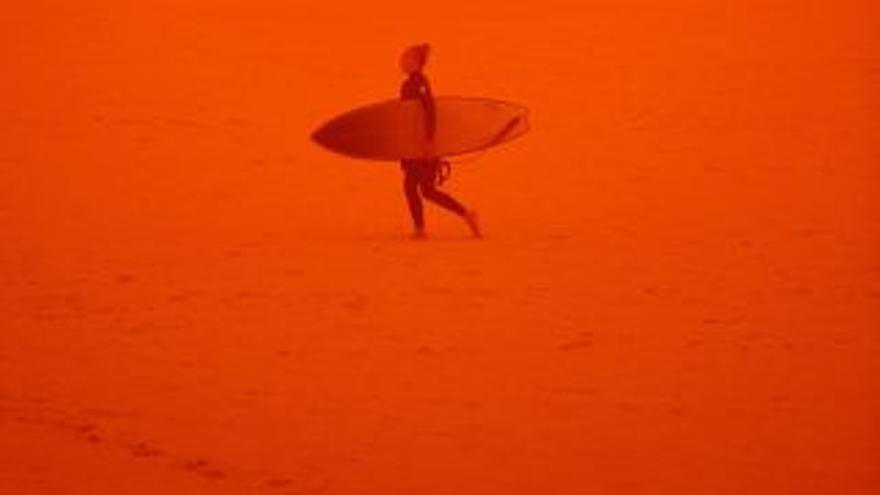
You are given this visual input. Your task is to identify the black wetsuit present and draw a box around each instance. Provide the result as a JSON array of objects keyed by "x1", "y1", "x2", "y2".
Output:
[{"x1": 400, "y1": 72, "x2": 466, "y2": 229}]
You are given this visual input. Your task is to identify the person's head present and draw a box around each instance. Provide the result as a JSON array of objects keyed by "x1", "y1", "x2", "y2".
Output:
[{"x1": 400, "y1": 43, "x2": 431, "y2": 74}]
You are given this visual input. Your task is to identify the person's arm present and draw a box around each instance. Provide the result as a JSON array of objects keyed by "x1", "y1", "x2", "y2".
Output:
[{"x1": 419, "y1": 76, "x2": 437, "y2": 140}]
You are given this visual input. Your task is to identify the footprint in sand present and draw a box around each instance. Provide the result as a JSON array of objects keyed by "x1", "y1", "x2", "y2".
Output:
[
  {"x1": 182, "y1": 458, "x2": 227, "y2": 480},
  {"x1": 262, "y1": 478, "x2": 295, "y2": 489},
  {"x1": 71, "y1": 423, "x2": 104, "y2": 444},
  {"x1": 128, "y1": 441, "x2": 164, "y2": 458}
]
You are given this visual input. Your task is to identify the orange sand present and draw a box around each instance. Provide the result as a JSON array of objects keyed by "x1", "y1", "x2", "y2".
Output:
[{"x1": 1, "y1": 1, "x2": 878, "y2": 493}]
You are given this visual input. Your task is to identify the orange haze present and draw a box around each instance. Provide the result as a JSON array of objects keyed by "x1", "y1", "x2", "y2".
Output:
[{"x1": 1, "y1": 1, "x2": 878, "y2": 494}]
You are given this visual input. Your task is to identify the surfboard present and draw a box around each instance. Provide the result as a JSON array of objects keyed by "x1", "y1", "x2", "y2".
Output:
[{"x1": 311, "y1": 96, "x2": 529, "y2": 161}]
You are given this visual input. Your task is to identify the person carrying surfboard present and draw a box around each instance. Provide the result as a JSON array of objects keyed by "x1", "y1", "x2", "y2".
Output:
[{"x1": 399, "y1": 44, "x2": 481, "y2": 239}]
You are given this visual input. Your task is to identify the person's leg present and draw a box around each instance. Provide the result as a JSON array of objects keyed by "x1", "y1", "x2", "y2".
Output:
[
  {"x1": 419, "y1": 168, "x2": 482, "y2": 237},
  {"x1": 418, "y1": 168, "x2": 467, "y2": 216},
  {"x1": 403, "y1": 166, "x2": 425, "y2": 235},
  {"x1": 419, "y1": 184, "x2": 469, "y2": 216}
]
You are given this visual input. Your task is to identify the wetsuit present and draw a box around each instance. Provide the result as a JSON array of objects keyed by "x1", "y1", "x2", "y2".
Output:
[{"x1": 400, "y1": 72, "x2": 467, "y2": 229}]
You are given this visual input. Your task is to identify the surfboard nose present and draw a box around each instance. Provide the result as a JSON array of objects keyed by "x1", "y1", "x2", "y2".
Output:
[{"x1": 488, "y1": 112, "x2": 530, "y2": 147}]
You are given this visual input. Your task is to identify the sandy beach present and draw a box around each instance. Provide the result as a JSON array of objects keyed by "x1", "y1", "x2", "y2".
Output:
[{"x1": 2, "y1": 1, "x2": 878, "y2": 493}]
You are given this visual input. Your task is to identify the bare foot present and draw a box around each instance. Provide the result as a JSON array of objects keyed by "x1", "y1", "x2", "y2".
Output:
[
  {"x1": 410, "y1": 228, "x2": 427, "y2": 240},
  {"x1": 463, "y1": 210, "x2": 482, "y2": 238}
]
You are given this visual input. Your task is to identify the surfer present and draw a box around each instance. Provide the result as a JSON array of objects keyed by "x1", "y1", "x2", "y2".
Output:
[{"x1": 399, "y1": 44, "x2": 481, "y2": 239}]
